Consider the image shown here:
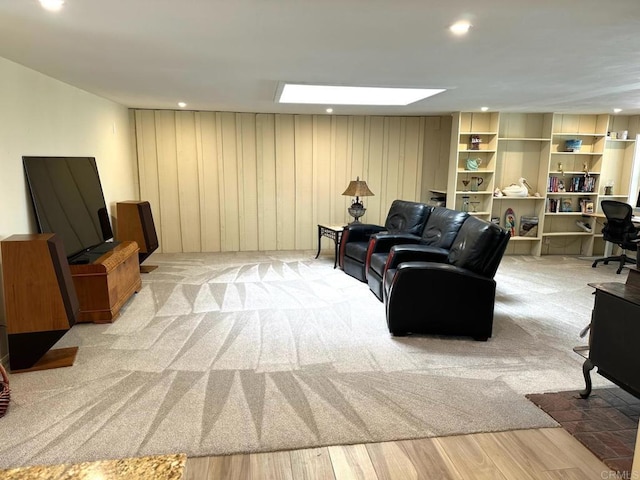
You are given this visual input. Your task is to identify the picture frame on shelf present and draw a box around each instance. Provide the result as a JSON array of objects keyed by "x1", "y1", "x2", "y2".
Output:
[
  {"x1": 519, "y1": 216, "x2": 539, "y2": 237},
  {"x1": 560, "y1": 198, "x2": 573, "y2": 213}
]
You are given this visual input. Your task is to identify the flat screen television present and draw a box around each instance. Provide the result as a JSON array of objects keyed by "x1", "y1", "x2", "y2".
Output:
[{"x1": 23, "y1": 156, "x2": 115, "y2": 262}]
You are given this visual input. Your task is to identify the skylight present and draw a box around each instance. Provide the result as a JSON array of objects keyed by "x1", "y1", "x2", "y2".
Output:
[{"x1": 278, "y1": 84, "x2": 446, "y2": 106}]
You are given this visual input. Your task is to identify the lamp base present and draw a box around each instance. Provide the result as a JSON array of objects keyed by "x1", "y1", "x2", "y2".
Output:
[{"x1": 348, "y1": 204, "x2": 366, "y2": 224}]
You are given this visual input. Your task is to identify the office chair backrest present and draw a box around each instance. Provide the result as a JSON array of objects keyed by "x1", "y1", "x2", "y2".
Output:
[{"x1": 601, "y1": 200, "x2": 638, "y2": 247}]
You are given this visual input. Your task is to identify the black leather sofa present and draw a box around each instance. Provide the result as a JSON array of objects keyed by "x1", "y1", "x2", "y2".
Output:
[
  {"x1": 382, "y1": 216, "x2": 511, "y2": 340},
  {"x1": 339, "y1": 200, "x2": 431, "y2": 282},
  {"x1": 367, "y1": 207, "x2": 469, "y2": 300}
]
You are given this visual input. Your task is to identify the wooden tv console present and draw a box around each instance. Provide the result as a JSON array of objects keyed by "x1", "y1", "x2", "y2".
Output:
[{"x1": 69, "y1": 241, "x2": 142, "y2": 323}]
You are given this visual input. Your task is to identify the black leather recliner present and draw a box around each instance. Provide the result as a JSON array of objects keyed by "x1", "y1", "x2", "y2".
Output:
[
  {"x1": 367, "y1": 207, "x2": 469, "y2": 300},
  {"x1": 339, "y1": 200, "x2": 432, "y2": 282},
  {"x1": 383, "y1": 216, "x2": 510, "y2": 341}
]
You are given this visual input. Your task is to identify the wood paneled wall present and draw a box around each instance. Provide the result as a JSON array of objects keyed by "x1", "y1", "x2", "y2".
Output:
[{"x1": 133, "y1": 110, "x2": 450, "y2": 253}]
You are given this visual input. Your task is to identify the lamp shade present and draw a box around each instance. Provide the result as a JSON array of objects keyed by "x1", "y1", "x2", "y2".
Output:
[{"x1": 341, "y1": 177, "x2": 374, "y2": 197}]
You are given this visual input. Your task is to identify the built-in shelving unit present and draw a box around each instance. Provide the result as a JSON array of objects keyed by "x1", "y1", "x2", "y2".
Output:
[
  {"x1": 448, "y1": 111, "x2": 639, "y2": 256},
  {"x1": 492, "y1": 113, "x2": 552, "y2": 255},
  {"x1": 447, "y1": 112, "x2": 499, "y2": 220}
]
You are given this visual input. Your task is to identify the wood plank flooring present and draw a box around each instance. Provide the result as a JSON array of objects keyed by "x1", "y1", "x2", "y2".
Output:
[{"x1": 184, "y1": 427, "x2": 613, "y2": 479}]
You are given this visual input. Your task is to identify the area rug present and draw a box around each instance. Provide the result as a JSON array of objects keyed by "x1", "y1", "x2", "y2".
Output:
[
  {"x1": 0, "y1": 252, "x2": 622, "y2": 468},
  {"x1": 527, "y1": 387, "x2": 640, "y2": 475}
]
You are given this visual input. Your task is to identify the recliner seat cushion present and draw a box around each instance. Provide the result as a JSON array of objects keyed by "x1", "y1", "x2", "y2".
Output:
[
  {"x1": 344, "y1": 241, "x2": 369, "y2": 262},
  {"x1": 369, "y1": 252, "x2": 388, "y2": 278}
]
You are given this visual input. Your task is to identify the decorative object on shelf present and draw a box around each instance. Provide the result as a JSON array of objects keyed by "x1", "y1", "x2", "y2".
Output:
[
  {"x1": 564, "y1": 139, "x2": 582, "y2": 152},
  {"x1": 429, "y1": 195, "x2": 446, "y2": 207},
  {"x1": 465, "y1": 157, "x2": 482, "y2": 171},
  {"x1": 0, "y1": 363, "x2": 9, "y2": 418},
  {"x1": 582, "y1": 162, "x2": 590, "y2": 177},
  {"x1": 469, "y1": 135, "x2": 481, "y2": 150},
  {"x1": 470, "y1": 176, "x2": 484, "y2": 192},
  {"x1": 610, "y1": 132, "x2": 617, "y2": 139},
  {"x1": 576, "y1": 221, "x2": 592, "y2": 233},
  {"x1": 504, "y1": 208, "x2": 516, "y2": 237},
  {"x1": 493, "y1": 188, "x2": 503, "y2": 197},
  {"x1": 558, "y1": 162, "x2": 565, "y2": 176},
  {"x1": 461, "y1": 195, "x2": 470, "y2": 212},
  {"x1": 461, "y1": 178, "x2": 470, "y2": 191},
  {"x1": 604, "y1": 179, "x2": 614, "y2": 196},
  {"x1": 519, "y1": 216, "x2": 539, "y2": 237},
  {"x1": 470, "y1": 199, "x2": 481, "y2": 213},
  {"x1": 342, "y1": 176, "x2": 374, "y2": 224},
  {"x1": 618, "y1": 130, "x2": 629, "y2": 140},
  {"x1": 502, "y1": 177, "x2": 532, "y2": 197}
]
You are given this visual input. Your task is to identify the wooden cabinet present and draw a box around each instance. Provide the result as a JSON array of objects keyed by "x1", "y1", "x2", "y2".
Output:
[
  {"x1": 580, "y1": 268, "x2": 640, "y2": 399},
  {"x1": 69, "y1": 241, "x2": 142, "y2": 323}
]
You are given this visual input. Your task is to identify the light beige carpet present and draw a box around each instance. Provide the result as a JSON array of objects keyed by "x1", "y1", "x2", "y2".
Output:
[{"x1": 0, "y1": 251, "x2": 618, "y2": 468}]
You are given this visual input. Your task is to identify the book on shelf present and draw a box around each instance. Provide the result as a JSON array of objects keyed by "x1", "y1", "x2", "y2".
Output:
[
  {"x1": 519, "y1": 216, "x2": 539, "y2": 237},
  {"x1": 580, "y1": 198, "x2": 594, "y2": 213},
  {"x1": 547, "y1": 175, "x2": 596, "y2": 193}
]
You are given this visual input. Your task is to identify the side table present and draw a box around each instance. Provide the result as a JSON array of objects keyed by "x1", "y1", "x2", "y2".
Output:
[{"x1": 315, "y1": 224, "x2": 345, "y2": 268}]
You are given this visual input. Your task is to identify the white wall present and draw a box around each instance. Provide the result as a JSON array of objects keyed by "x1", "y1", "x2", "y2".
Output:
[{"x1": 0, "y1": 57, "x2": 137, "y2": 361}]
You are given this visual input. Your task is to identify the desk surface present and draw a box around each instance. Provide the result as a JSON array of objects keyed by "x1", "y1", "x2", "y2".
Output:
[{"x1": 589, "y1": 212, "x2": 640, "y2": 223}]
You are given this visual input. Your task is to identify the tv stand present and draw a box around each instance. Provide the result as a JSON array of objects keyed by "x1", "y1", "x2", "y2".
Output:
[{"x1": 69, "y1": 241, "x2": 141, "y2": 323}]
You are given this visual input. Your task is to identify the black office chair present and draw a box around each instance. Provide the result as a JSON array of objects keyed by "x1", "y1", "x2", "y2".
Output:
[{"x1": 592, "y1": 200, "x2": 640, "y2": 274}]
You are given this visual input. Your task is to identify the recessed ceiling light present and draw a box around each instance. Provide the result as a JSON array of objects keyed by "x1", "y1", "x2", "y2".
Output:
[
  {"x1": 481, "y1": 106, "x2": 489, "y2": 112},
  {"x1": 450, "y1": 21, "x2": 471, "y2": 35},
  {"x1": 39, "y1": 0, "x2": 65, "y2": 11},
  {"x1": 278, "y1": 84, "x2": 445, "y2": 106},
  {"x1": 178, "y1": 102, "x2": 187, "y2": 108},
  {"x1": 613, "y1": 108, "x2": 622, "y2": 113},
  {"x1": 326, "y1": 108, "x2": 333, "y2": 113}
]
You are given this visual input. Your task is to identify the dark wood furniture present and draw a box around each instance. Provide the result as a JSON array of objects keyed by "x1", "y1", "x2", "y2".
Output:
[
  {"x1": 315, "y1": 224, "x2": 345, "y2": 269},
  {"x1": 579, "y1": 266, "x2": 640, "y2": 398},
  {"x1": 1, "y1": 234, "x2": 79, "y2": 372},
  {"x1": 116, "y1": 201, "x2": 159, "y2": 273},
  {"x1": 70, "y1": 241, "x2": 142, "y2": 323}
]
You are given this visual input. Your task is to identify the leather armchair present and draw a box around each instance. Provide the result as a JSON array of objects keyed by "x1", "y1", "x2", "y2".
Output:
[
  {"x1": 367, "y1": 207, "x2": 469, "y2": 300},
  {"x1": 339, "y1": 200, "x2": 431, "y2": 282},
  {"x1": 383, "y1": 216, "x2": 510, "y2": 340}
]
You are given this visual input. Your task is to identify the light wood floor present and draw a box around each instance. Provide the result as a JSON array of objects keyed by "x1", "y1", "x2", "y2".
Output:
[{"x1": 183, "y1": 427, "x2": 612, "y2": 479}]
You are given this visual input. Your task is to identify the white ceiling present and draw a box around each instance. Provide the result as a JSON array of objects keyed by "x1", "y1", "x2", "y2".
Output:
[{"x1": 2, "y1": 0, "x2": 640, "y2": 116}]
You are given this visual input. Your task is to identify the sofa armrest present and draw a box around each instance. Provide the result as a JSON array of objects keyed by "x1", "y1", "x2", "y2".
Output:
[
  {"x1": 339, "y1": 224, "x2": 385, "y2": 267},
  {"x1": 369, "y1": 233, "x2": 422, "y2": 254},
  {"x1": 342, "y1": 224, "x2": 386, "y2": 243},
  {"x1": 386, "y1": 244, "x2": 449, "y2": 270}
]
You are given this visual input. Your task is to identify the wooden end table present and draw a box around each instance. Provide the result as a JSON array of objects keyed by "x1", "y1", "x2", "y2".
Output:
[{"x1": 315, "y1": 224, "x2": 345, "y2": 268}]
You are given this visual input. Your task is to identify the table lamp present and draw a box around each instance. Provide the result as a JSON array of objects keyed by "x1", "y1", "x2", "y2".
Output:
[{"x1": 342, "y1": 176, "x2": 374, "y2": 223}]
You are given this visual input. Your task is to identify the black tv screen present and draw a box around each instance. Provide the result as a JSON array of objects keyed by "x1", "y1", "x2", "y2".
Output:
[{"x1": 23, "y1": 156, "x2": 113, "y2": 259}]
